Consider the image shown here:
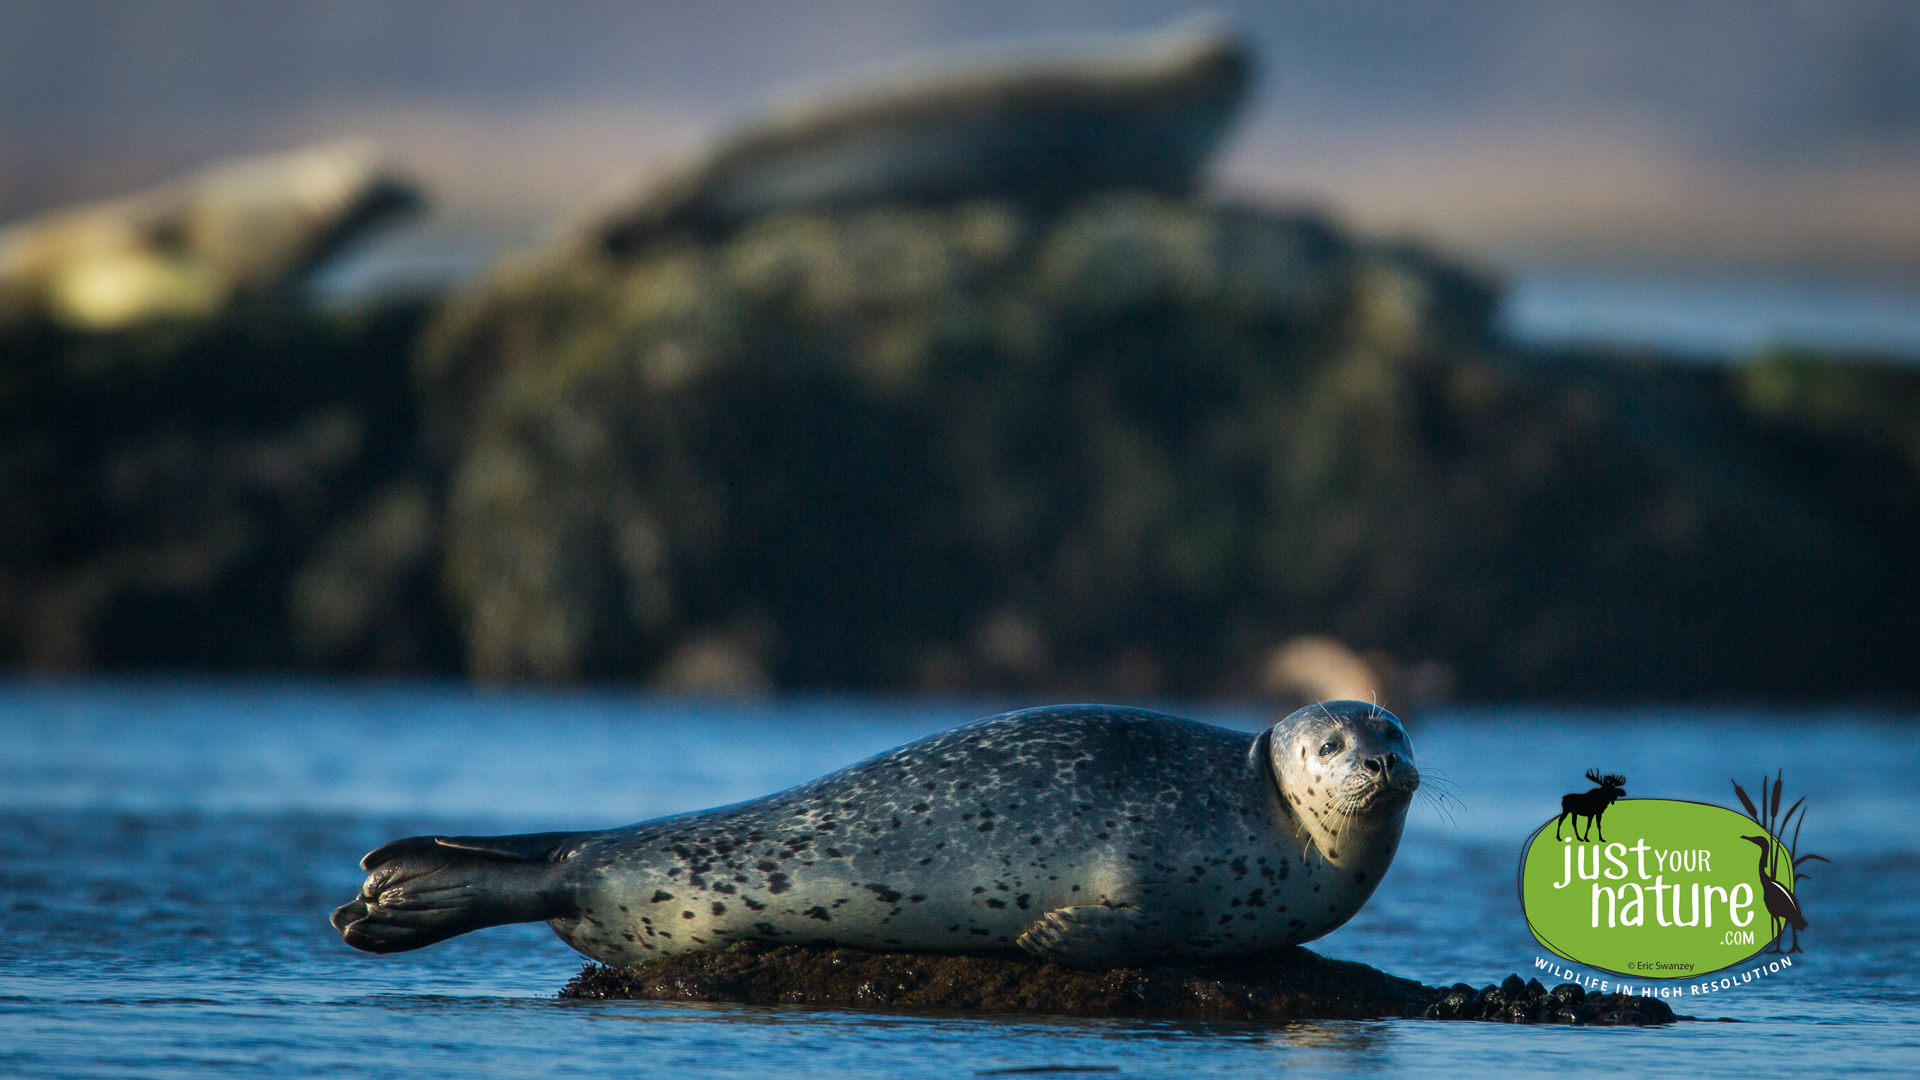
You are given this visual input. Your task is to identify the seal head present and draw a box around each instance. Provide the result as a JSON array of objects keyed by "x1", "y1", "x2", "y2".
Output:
[{"x1": 1268, "y1": 700, "x2": 1419, "y2": 868}]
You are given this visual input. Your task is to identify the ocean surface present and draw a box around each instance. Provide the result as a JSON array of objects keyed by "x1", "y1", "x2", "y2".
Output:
[
  {"x1": 1498, "y1": 270, "x2": 1920, "y2": 359},
  {"x1": 1, "y1": 680, "x2": 1915, "y2": 1078}
]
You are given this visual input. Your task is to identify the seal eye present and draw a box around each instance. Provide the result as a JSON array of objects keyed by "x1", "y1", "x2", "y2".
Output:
[{"x1": 1318, "y1": 739, "x2": 1341, "y2": 757}]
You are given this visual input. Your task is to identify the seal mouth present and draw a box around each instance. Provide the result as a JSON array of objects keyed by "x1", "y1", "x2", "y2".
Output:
[{"x1": 1343, "y1": 769, "x2": 1420, "y2": 816}]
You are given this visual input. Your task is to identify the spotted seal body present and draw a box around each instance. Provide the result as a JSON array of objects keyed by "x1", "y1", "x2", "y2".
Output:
[
  {"x1": 333, "y1": 702, "x2": 1417, "y2": 968},
  {"x1": 596, "y1": 18, "x2": 1250, "y2": 252}
]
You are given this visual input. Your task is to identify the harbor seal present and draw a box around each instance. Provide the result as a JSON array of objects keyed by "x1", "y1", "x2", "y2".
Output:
[
  {"x1": 0, "y1": 142, "x2": 420, "y2": 330},
  {"x1": 332, "y1": 701, "x2": 1418, "y2": 968},
  {"x1": 597, "y1": 18, "x2": 1250, "y2": 252}
]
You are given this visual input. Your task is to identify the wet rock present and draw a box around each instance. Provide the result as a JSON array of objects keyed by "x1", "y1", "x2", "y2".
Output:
[
  {"x1": 651, "y1": 618, "x2": 778, "y2": 696},
  {"x1": 0, "y1": 148, "x2": 442, "y2": 674},
  {"x1": 0, "y1": 297, "x2": 453, "y2": 673},
  {"x1": 289, "y1": 480, "x2": 453, "y2": 671},
  {"x1": 1262, "y1": 635, "x2": 1381, "y2": 703},
  {"x1": 421, "y1": 191, "x2": 1490, "y2": 688},
  {"x1": 562, "y1": 942, "x2": 1679, "y2": 1026},
  {"x1": 2, "y1": 31, "x2": 1917, "y2": 701},
  {"x1": 562, "y1": 941, "x2": 1435, "y2": 1020},
  {"x1": 1422, "y1": 973, "x2": 1677, "y2": 1026},
  {"x1": 418, "y1": 175, "x2": 1920, "y2": 699}
]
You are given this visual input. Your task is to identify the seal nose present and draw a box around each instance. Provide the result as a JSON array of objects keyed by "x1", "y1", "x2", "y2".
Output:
[{"x1": 1363, "y1": 753, "x2": 1398, "y2": 777}]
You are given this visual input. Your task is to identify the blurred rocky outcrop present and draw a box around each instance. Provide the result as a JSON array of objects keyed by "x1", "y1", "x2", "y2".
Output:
[
  {"x1": 414, "y1": 185, "x2": 1919, "y2": 699},
  {"x1": 1259, "y1": 635, "x2": 1455, "y2": 718},
  {"x1": 1, "y1": 27, "x2": 1914, "y2": 700},
  {"x1": 0, "y1": 145, "x2": 450, "y2": 673}
]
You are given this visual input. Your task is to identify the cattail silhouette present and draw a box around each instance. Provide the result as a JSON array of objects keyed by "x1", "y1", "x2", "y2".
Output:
[{"x1": 1731, "y1": 772, "x2": 1828, "y2": 954}]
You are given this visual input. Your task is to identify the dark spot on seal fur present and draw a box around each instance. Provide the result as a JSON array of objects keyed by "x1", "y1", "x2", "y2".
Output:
[
  {"x1": 650, "y1": 891, "x2": 674, "y2": 904},
  {"x1": 767, "y1": 874, "x2": 792, "y2": 894}
]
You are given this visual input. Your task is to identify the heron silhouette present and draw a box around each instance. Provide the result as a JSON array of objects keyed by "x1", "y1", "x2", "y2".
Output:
[{"x1": 1741, "y1": 834, "x2": 1808, "y2": 953}]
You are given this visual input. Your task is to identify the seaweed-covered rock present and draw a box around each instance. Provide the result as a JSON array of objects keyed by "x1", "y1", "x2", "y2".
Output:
[
  {"x1": 420, "y1": 196, "x2": 1497, "y2": 688},
  {"x1": 0, "y1": 298, "x2": 455, "y2": 672},
  {"x1": 1424, "y1": 972, "x2": 1677, "y2": 1026},
  {"x1": 560, "y1": 941, "x2": 1678, "y2": 1025},
  {"x1": 0, "y1": 143, "x2": 447, "y2": 673},
  {"x1": 418, "y1": 184, "x2": 1920, "y2": 699},
  {"x1": 563, "y1": 941, "x2": 1436, "y2": 1020},
  {"x1": 2, "y1": 30, "x2": 1916, "y2": 698}
]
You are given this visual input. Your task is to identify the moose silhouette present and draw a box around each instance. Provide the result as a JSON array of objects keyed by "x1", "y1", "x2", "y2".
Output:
[{"x1": 1555, "y1": 769, "x2": 1627, "y2": 842}]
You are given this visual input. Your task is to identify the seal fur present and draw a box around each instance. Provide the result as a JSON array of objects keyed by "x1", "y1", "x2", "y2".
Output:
[
  {"x1": 596, "y1": 18, "x2": 1250, "y2": 252},
  {"x1": 333, "y1": 702, "x2": 1417, "y2": 968}
]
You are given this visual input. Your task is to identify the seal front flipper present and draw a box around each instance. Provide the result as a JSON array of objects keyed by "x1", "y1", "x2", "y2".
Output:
[
  {"x1": 1015, "y1": 904, "x2": 1168, "y2": 969},
  {"x1": 332, "y1": 831, "x2": 588, "y2": 954}
]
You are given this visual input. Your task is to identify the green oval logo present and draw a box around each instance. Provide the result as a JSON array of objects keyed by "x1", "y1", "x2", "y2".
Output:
[{"x1": 1519, "y1": 799, "x2": 1794, "y2": 979}]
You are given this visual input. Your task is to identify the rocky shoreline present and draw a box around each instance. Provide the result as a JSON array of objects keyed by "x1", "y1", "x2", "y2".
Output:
[
  {"x1": 3, "y1": 24, "x2": 1915, "y2": 703},
  {"x1": 560, "y1": 941, "x2": 1681, "y2": 1026}
]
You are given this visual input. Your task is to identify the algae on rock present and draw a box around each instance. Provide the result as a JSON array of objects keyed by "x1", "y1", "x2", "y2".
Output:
[
  {"x1": 415, "y1": 186, "x2": 1919, "y2": 700},
  {"x1": 0, "y1": 298, "x2": 453, "y2": 672},
  {"x1": 560, "y1": 941, "x2": 1680, "y2": 1026}
]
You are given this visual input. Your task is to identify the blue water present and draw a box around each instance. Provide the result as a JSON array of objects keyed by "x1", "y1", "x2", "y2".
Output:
[
  {"x1": 2, "y1": 681, "x2": 1916, "y2": 1077},
  {"x1": 1501, "y1": 270, "x2": 1920, "y2": 359}
]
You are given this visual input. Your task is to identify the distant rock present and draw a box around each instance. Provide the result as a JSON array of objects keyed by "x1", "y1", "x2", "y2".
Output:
[
  {"x1": 1, "y1": 28, "x2": 1916, "y2": 702},
  {"x1": 0, "y1": 292, "x2": 445, "y2": 674},
  {"x1": 1261, "y1": 635, "x2": 1455, "y2": 716},
  {"x1": 596, "y1": 18, "x2": 1250, "y2": 253},
  {"x1": 1263, "y1": 635, "x2": 1382, "y2": 703},
  {"x1": 0, "y1": 143, "x2": 420, "y2": 331},
  {"x1": 417, "y1": 182, "x2": 1920, "y2": 699}
]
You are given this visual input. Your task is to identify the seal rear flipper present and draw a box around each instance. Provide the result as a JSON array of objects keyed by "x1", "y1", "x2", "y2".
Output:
[
  {"x1": 358, "y1": 831, "x2": 586, "y2": 869},
  {"x1": 1016, "y1": 904, "x2": 1167, "y2": 969},
  {"x1": 334, "y1": 831, "x2": 588, "y2": 954}
]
